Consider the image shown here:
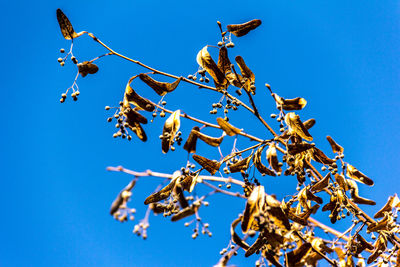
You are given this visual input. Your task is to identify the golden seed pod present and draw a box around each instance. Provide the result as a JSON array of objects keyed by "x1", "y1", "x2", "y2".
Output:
[
  {"x1": 241, "y1": 185, "x2": 265, "y2": 233},
  {"x1": 216, "y1": 117, "x2": 241, "y2": 136},
  {"x1": 346, "y1": 164, "x2": 374, "y2": 186},
  {"x1": 253, "y1": 146, "x2": 276, "y2": 176},
  {"x1": 124, "y1": 77, "x2": 155, "y2": 112},
  {"x1": 326, "y1": 135, "x2": 344, "y2": 154},
  {"x1": 192, "y1": 154, "x2": 221, "y2": 175},
  {"x1": 284, "y1": 112, "x2": 313, "y2": 141},
  {"x1": 139, "y1": 74, "x2": 181, "y2": 96},
  {"x1": 196, "y1": 46, "x2": 226, "y2": 86},
  {"x1": 374, "y1": 194, "x2": 400, "y2": 218},
  {"x1": 271, "y1": 93, "x2": 307, "y2": 111},
  {"x1": 192, "y1": 129, "x2": 224, "y2": 147},
  {"x1": 144, "y1": 172, "x2": 180, "y2": 205},
  {"x1": 228, "y1": 155, "x2": 252, "y2": 173},
  {"x1": 308, "y1": 147, "x2": 335, "y2": 165},
  {"x1": 56, "y1": 9, "x2": 84, "y2": 40},
  {"x1": 227, "y1": 19, "x2": 262, "y2": 37},
  {"x1": 77, "y1": 61, "x2": 99, "y2": 77},
  {"x1": 183, "y1": 126, "x2": 200, "y2": 153}
]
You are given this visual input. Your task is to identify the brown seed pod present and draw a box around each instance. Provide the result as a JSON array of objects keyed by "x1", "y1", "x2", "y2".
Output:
[
  {"x1": 266, "y1": 143, "x2": 281, "y2": 174},
  {"x1": 229, "y1": 155, "x2": 252, "y2": 173},
  {"x1": 139, "y1": 74, "x2": 181, "y2": 96},
  {"x1": 109, "y1": 179, "x2": 136, "y2": 215},
  {"x1": 334, "y1": 174, "x2": 349, "y2": 191},
  {"x1": 124, "y1": 77, "x2": 155, "y2": 112},
  {"x1": 374, "y1": 194, "x2": 400, "y2": 218},
  {"x1": 311, "y1": 173, "x2": 331, "y2": 193},
  {"x1": 230, "y1": 217, "x2": 250, "y2": 250},
  {"x1": 227, "y1": 19, "x2": 262, "y2": 37},
  {"x1": 367, "y1": 212, "x2": 392, "y2": 233},
  {"x1": 77, "y1": 61, "x2": 99, "y2": 77},
  {"x1": 346, "y1": 164, "x2": 374, "y2": 186},
  {"x1": 144, "y1": 172, "x2": 180, "y2": 205},
  {"x1": 192, "y1": 129, "x2": 224, "y2": 147},
  {"x1": 196, "y1": 46, "x2": 225, "y2": 85},
  {"x1": 161, "y1": 110, "x2": 181, "y2": 153},
  {"x1": 192, "y1": 154, "x2": 221, "y2": 175},
  {"x1": 216, "y1": 117, "x2": 241, "y2": 136},
  {"x1": 272, "y1": 93, "x2": 307, "y2": 111},
  {"x1": 126, "y1": 120, "x2": 147, "y2": 142},
  {"x1": 265, "y1": 194, "x2": 291, "y2": 230},
  {"x1": 253, "y1": 146, "x2": 276, "y2": 176},
  {"x1": 347, "y1": 179, "x2": 376, "y2": 206},
  {"x1": 326, "y1": 136, "x2": 344, "y2": 154},
  {"x1": 171, "y1": 205, "x2": 196, "y2": 222},
  {"x1": 215, "y1": 46, "x2": 231, "y2": 89},
  {"x1": 242, "y1": 185, "x2": 265, "y2": 233},
  {"x1": 244, "y1": 233, "x2": 265, "y2": 257},
  {"x1": 308, "y1": 147, "x2": 335, "y2": 165},
  {"x1": 183, "y1": 126, "x2": 199, "y2": 153},
  {"x1": 124, "y1": 107, "x2": 148, "y2": 125},
  {"x1": 367, "y1": 233, "x2": 388, "y2": 264},
  {"x1": 285, "y1": 112, "x2": 313, "y2": 141},
  {"x1": 354, "y1": 234, "x2": 374, "y2": 255},
  {"x1": 286, "y1": 242, "x2": 312, "y2": 267},
  {"x1": 287, "y1": 143, "x2": 315, "y2": 155},
  {"x1": 56, "y1": 9, "x2": 84, "y2": 40}
]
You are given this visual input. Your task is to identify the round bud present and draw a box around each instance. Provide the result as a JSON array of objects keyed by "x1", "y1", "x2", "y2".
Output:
[
  {"x1": 199, "y1": 77, "x2": 204, "y2": 82},
  {"x1": 57, "y1": 57, "x2": 63, "y2": 63},
  {"x1": 105, "y1": 106, "x2": 111, "y2": 110},
  {"x1": 217, "y1": 41, "x2": 223, "y2": 47},
  {"x1": 61, "y1": 93, "x2": 67, "y2": 98},
  {"x1": 60, "y1": 62, "x2": 65, "y2": 67},
  {"x1": 60, "y1": 98, "x2": 65, "y2": 103},
  {"x1": 71, "y1": 56, "x2": 78, "y2": 64},
  {"x1": 60, "y1": 48, "x2": 65, "y2": 53}
]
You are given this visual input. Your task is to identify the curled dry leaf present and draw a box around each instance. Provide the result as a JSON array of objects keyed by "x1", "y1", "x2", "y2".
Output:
[
  {"x1": 286, "y1": 242, "x2": 312, "y2": 267},
  {"x1": 242, "y1": 185, "x2": 265, "y2": 233},
  {"x1": 144, "y1": 171, "x2": 180, "y2": 205},
  {"x1": 367, "y1": 233, "x2": 388, "y2": 264},
  {"x1": 124, "y1": 77, "x2": 155, "y2": 112},
  {"x1": 161, "y1": 110, "x2": 181, "y2": 153},
  {"x1": 77, "y1": 61, "x2": 99, "y2": 77},
  {"x1": 139, "y1": 74, "x2": 181, "y2": 96},
  {"x1": 216, "y1": 117, "x2": 241, "y2": 136},
  {"x1": 310, "y1": 173, "x2": 331, "y2": 193},
  {"x1": 235, "y1": 56, "x2": 255, "y2": 94},
  {"x1": 265, "y1": 194, "x2": 291, "y2": 230},
  {"x1": 109, "y1": 179, "x2": 136, "y2": 215},
  {"x1": 334, "y1": 174, "x2": 349, "y2": 191},
  {"x1": 171, "y1": 205, "x2": 196, "y2": 222},
  {"x1": 266, "y1": 143, "x2": 282, "y2": 174},
  {"x1": 229, "y1": 155, "x2": 252, "y2": 173},
  {"x1": 354, "y1": 234, "x2": 374, "y2": 255},
  {"x1": 124, "y1": 107, "x2": 148, "y2": 125},
  {"x1": 192, "y1": 129, "x2": 224, "y2": 147},
  {"x1": 326, "y1": 136, "x2": 344, "y2": 154},
  {"x1": 183, "y1": 126, "x2": 200, "y2": 153},
  {"x1": 271, "y1": 93, "x2": 307, "y2": 111},
  {"x1": 196, "y1": 46, "x2": 225, "y2": 85},
  {"x1": 227, "y1": 19, "x2": 262, "y2": 37},
  {"x1": 280, "y1": 119, "x2": 315, "y2": 140},
  {"x1": 287, "y1": 143, "x2": 315, "y2": 155},
  {"x1": 230, "y1": 217, "x2": 250, "y2": 250},
  {"x1": 308, "y1": 147, "x2": 335, "y2": 165},
  {"x1": 347, "y1": 179, "x2": 376, "y2": 206},
  {"x1": 253, "y1": 146, "x2": 276, "y2": 176},
  {"x1": 215, "y1": 46, "x2": 231, "y2": 89},
  {"x1": 367, "y1": 212, "x2": 393, "y2": 233},
  {"x1": 346, "y1": 164, "x2": 374, "y2": 186},
  {"x1": 374, "y1": 194, "x2": 400, "y2": 218},
  {"x1": 192, "y1": 154, "x2": 221, "y2": 175},
  {"x1": 285, "y1": 113, "x2": 313, "y2": 141},
  {"x1": 56, "y1": 9, "x2": 84, "y2": 40}
]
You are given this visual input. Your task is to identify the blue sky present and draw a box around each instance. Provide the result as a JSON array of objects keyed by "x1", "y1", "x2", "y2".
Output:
[{"x1": 1, "y1": 1, "x2": 400, "y2": 266}]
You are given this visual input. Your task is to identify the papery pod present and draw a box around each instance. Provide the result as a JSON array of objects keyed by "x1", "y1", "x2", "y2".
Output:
[
  {"x1": 161, "y1": 110, "x2": 181, "y2": 153},
  {"x1": 346, "y1": 164, "x2": 374, "y2": 186},
  {"x1": 281, "y1": 119, "x2": 316, "y2": 140},
  {"x1": 271, "y1": 93, "x2": 307, "y2": 111},
  {"x1": 226, "y1": 72, "x2": 243, "y2": 88},
  {"x1": 56, "y1": 9, "x2": 84, "y2": 40},
  {"x1": 310, "y1": 173, "x2": 331, "y2": 193},
  {"x1": 367, "y1": 233, "x2": 388, "y2": 264},
  {"x1": 335, "y1": 174, "x2": 349, "y2": 191},
  {"x1": 354, "y1": 234, "x2": 374, "y2": 255},
  {"x1": 183, "y1": 126, "x2": 200, "y2": 153},
  {"x1": 305, "y1": 188, "x2": 323, "y2": 204},
  {"x1": 265, "y1": 194, "x2": 291, "y2": 230},
  {"x1": 254, "y1": 146, "x2": 276, "y2": 176},
  {"x1": 287, "y1": 143, "x2": 315, "y2": 155},
  {"x1": 266, "y1": 143, "x2": 282, "y2": 174},
  {"x1": 286, "y1": 242, "x2": 312, "y2": 267},
  {"x1": 173, "y1": 183, "x2": 189, "y2": 208},
  {"x1": 242, "y1": 185, "x2": 265, "y2": 233},
  {"x1": 285, "y1": 112, "x2": 313, "y2": 141},
  {"x1": 196, "y1": 46, "x2": 225, "y2": 85},
  {"x1": 110, "y1": 179, "x2": 136, "y2": 215},
  {"x1": 143, "y1": 172, "x2": 180, "y2": 205},
  {"x1": 235, "y1": 56, "x2": 255, "y2": 93},
  {"x1": 326, "y1": 136, "x2": 344, "y2": 154},
  {"x1": 227, "y1": 19, "x2": 262, "y2": 37},
  {"x1": 230, "y1": 217, "x2": 250, "y2": 250},
  {"x1": 244, "y1": 233, "x2": 265, "y2": 257},
  {"x1": 287, "y1": 204, "x2": 319, "y2": 225},
  {"x1": 263, "y1": 249, "x2": 283, "y2": 267},
  {"x1": 374, "y1": 194, "x2": 400, "y2": 218},
  {"x1": 150, "y1": 203, "x2": 172, "y2": 214},
  {"x1": 347, "y1": 179, "x2": 376, "y2": 206},
  {"x1": 124, "y1": 107, "x2": 148, "y2": 125},
  {"x1": 192, "y1": 154, "x2": 220, "y2": 175},
  {"x1": 367, "y1": 213, "x2": 393, "y2": 233},
  {"x1": 308, "y1": 147, "x2": 335, "y2": 165},
  {"x1": 139, "y1": 74, "x2": 181, "y2": 96},
  {"x1": 216, "y1": 117, "x2": 241, "y2": 136},
  {"x1": 124, "y1": 77, "x2": 155, "y2": 112},
  {"x1": 177, "y1": 174, "x2": 194, "y2": 193},
  {"x1": 171, "y1": 205, "x2": 196, "y2": 222},
  {"x1": 192, "y1": 129, "x2": 224, "y2": 147},
  {"x1": 77, "y1": 61, "x2": 99, "y2": 77},
  {"x1": 126, "y1": 120, "x2": 147, "y2": 142},
  {"x1": 229, "y1": 155, "x2": 252, "y2": 173},
  {"x1": 215, "y1": 46, "x2": 231, "y2": 89}
]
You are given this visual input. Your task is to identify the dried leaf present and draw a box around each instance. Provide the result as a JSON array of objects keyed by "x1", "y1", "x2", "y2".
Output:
[
  {"x1": 216, "y1": 117, "x2": 241, "y2": 136},
  {"x1": 367, "y1": 234, "x2": 388, "y2": 264},
  {"x1": 347, "y1": 180, "x2": 376, "y2": 206},
  {"x1": 110, "y1": 179, "x2": 136, "y2": 215},
  {"x1": 126, "y1": 120, "x2": 147, "y2": 142},
  {"x1": 254, "y1": 146, "x2": 276, "y2": 176},
  {"x1": 242, "y1": 185, "x2": 265, "y2": 232},
  {"x1": 265, "y1": 194, "x2": 291, "y2": 230},
  {"x1": 124, "y1": 107, "x2": 148, "y2": 125},
  {"x1": 215, "y1": 46, "x2": 231, "y2": 89},
  {"x1": 192, "y1": 154, "x2": 221, "y2": 175},
  {"x1": 230, "y1": 217, "x2": 250, "y2": 250},
  {"x1": 346, "y1": 164, "x2": 374, "y2": 186},
  {"x1": 374, "y1": 194, "x2": 400, "y2": 218},
  {"x1": 335, "y1": 174, "x2": 349, "y2": 191},
  {"x1": 124, "y1": 77, "x2": 155, "y2": 112},
  {"x1": 171, "y1": 205, "x2": 196, "y2": 222},
  {"x1": 139, "y1": 74, "x2": 181, "y2": 96},
  {"x1": 326, "y1": 136, "x2": 344, "y2": 154},
  {"x1": 183, "y1": 126, "x2": 199, "y2": 153},
  {"x1": 311, "y1": 173, "x2": 331, "y2": 193},
  {"x1": 235, "y1": 56, "x2": 255, "y2": 93},
  {"x1": 308, "y1": 147, "x2": 335, "y2": 165},
  {"x1": 287, "y1": 143, "x2": 315, "y2": 155},
  {"x1": 196, "y1": 46, "x2": 225, "y2": 85},
  {"x1": 272, "y1": 93, "x2": 307, "y2": 111},
  {"x1": 286, "y1": 242, "x2": 312, "y2": 266},
  {"x1": 229, "y1": 155, "x2": 252, "y2": 173},
  {"x1": 266, "y1": 143, "x2": 281, "y2": 174},
  {"x1": 77, "y1": 61, "x2": 98, "y2": 77},
  {"x1": 245, "y1": 233, "x2": 265, "y2": 257},
  {"x1": 285, "y1": 112, "x2": 313, "y2": 141},
  {"x1": 367, "y1": 212, "x2": 392, "y2": 232},
  {"x1": 144, "y1": 177, "x2": 178, "y2": 205},
  {"x1": 355, "y1": 234, "x2": 374, "y2": 255},
  {"x1": 56, "y1": 9, "x2": 84, "y2": 39},
  {"x1": 192, "y1": 129, "x2": 224, "y2": 147},
  {"x1": 161, "y1": 110, "x2": 181, "y2": 153},
  {"x1": 227, "y1": 19, "x2": 262, "y2": 37}
]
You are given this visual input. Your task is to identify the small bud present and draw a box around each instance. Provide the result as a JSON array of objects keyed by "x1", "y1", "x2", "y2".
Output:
[
  {"x1": 60, "y1": 48, "x2": 65, "y2": 53},
  {"x1": 71, "y1": 56, "x2": 78, "y2": 64},
  {"x1": 60, "y1": 62, "x2": 65, "y2": 67},
  {"x1": 57, "y1": 57, "x2": 63, "y2": 63},
  {"x1": 226, "y1": 42, "x2": 235, "y2": 48},
  {"x1": 217, "y1": 41, "x2": 223, "y2": 47}
]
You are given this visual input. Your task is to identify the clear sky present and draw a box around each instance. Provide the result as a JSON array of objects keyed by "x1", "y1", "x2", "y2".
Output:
[{"x1": 1, "y1": 1, "x2": 400, "y2": 266}]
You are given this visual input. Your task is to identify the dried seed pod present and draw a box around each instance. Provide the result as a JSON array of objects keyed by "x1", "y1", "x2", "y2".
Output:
[
  {"x1": 355, "y1": 234, "x2": 374, "y2": 255},
  {"x1": 367, "y1": 233, "x2": 388, "y2": 264},
  {"x1": 374, "y1": 194, "x2": 400, "y2": 218},
  {"x1": 126, "y1": 120, "x2": 147, "y2": 142},
  {"x1": 215, "y1": 46, "x2": 231, "y2": 89},
  {"x1": 192, "y1": 129, "x2": 224, "y2": 147},
  {"x1": 139, "y1": 74, "x2": 181, "y2": 96},
  {"x1": 265, "y1": 194, "x2": 291, "y2": 230},
  {"x1": 242, "y1": 185, "x2": 265, "y2": 233},
  {"x1": 183, "y1": 126, "x2": 200, "y2": 153},
  {"x1": 216, "y1": 117, "x2": 241, "y2": 136},
  {"x1": 305, "y1": 188, "x2": 323, "y2": 204},
  {"x1": 124, "y1": 77, "x2": 155, "y2": 112},
  {"x1": 311, "y1": 173, "x2": 331, "y2": 192},
  {"x1": 286, "y1": 242, "x2": 312, "y2": 267},
  {"x1": 109, "y1": 179, "x2": 136, "y2": 215},
  {"x1": 253, "y1": 146, "x2": 276, "y2": 176},
  {"x1": 347, "y1": 179, "x2": 376, "y2": 206},
  {"x1": 272, "y1": 93, "x2": 307, "y2": 111},
  {"x1": 124, "y1": 107, "x2": 148, "y2": 125},
  {"x1": 144, "y1": 172, "x2": 180, "y2": 205},
  {"x1": 287, "y1": 143, "x2": 315, "y2": 155},
  {"x1": 235, "y1": 56, "x2": 255, "y2": 82},
  {"x1": 230, "y1": 217, "x2": 250, "y2": 250},
  {"x1": 56, "y1": 9, "x2": 84, "y2": 40},
  {"x1": 334, "y1": 174, "x2": 349, "y2": 191},
  {"x1": 308, "y1": 147, "x2": 334, "y2": 165},
  {"x1": 285, "y1": 112, "x2": 313, "y2": 141},
  {"x1": 346, "y1": 164, "x2": 374, "y2": 186},
  {"x1": 367, "y1": 212, "x2": 393, "y2": 233},
  {"x1": 303, "y1": 118, "x2": 316, "y2": 130},
  {"x1": 326, "y1": 136, "x2": 344, "y2": 154},
  {"x1": 161, "y1": 110, "x2": 181, "y2": 153},
  {"x1": 229, "y1": 155, "x2": 252, "y2": 173},
  {"x1": 266, "y1": 143, "x2": 281, "y2": 173},
  {"x1": 171, "y1": 205, "x2": 196, "y2": 222},
  {"x1": 77, "y1": 61, "x2": 99, "y2": 77},
  {"x1": 244, "y1": 233, "x2": 265, "y2": 257},
  {"x1": 192, "y1": 154, "x2": 221, "y2": 175},
  {"x1": 196, "y1": 46, "x2": 225, "y2": 85},
  {"x1": 227, "y1": 19, "x2": 262, "y2": 37}
]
